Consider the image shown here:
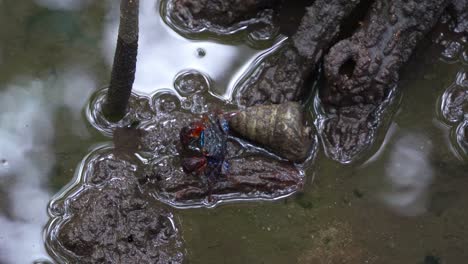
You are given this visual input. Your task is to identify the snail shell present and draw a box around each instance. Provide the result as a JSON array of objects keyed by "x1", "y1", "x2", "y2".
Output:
[{"x1": 229, "y1": 102, "x2": 314, "y2": 162}]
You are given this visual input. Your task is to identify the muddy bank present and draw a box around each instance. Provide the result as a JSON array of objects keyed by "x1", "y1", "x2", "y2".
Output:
[
  {"x1": 46, "y1": 149, "x2": 184, "y2": 264},
  {"x1": 319, "y1": 0, "x2": 449, "y2": 163}
]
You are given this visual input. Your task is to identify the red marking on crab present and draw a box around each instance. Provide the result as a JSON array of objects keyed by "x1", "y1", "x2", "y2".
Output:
[{"x1": 180, "y1": 121, "x2": 205, "y2": 146}]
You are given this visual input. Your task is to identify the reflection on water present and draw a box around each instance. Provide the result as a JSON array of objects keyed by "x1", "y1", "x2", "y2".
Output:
[
  {"x1": 382, "y1": 133, "x2": 434, "y2": 216},
  {"x1": 0, "y1": 69, "x2": 95, "y2": 262},
  {"x1": 0, "y1": 82, "x2": 53, "y2": 263},
  {"x1": 34, "y1": 0, "x2": 91, "y2": 10},
  {"x1": 103, "y1": 0, "x2": 268, "y2": 100}
]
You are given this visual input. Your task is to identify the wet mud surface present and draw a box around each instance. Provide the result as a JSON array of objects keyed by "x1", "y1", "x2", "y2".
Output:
[{"x1": 46, "y1": 148, "x2": 185, "y2": 264}]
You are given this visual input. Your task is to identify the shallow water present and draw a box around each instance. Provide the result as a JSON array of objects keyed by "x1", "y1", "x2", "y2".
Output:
[{"x1": 0, "y1": 0, "x2": 467, "y2": 263}]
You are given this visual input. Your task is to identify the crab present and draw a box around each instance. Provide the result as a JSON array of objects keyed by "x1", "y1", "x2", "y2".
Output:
[{"x1": 179, "y1": 113, "x2": 230, "y2": 184}]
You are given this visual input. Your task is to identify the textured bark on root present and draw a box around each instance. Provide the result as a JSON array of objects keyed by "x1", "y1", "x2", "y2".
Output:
[
  {"x1": 320, "y1": 0, "x2": 449, "y2": 163},
  {"x1": 238, "y1": 0, "x2": 363, "y2": 106}
]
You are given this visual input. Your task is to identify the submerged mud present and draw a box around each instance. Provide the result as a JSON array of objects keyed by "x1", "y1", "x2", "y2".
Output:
[{"x1": 319, "y1": 0, "x2": 450, "y2": 163}]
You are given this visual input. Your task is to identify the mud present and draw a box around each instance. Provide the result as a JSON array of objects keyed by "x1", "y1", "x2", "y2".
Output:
[
  {"x1": 47, "y1": 150, "x2": 184, "y2": 264},
  {"x1": 319, "y1": 0, "x2": 449, "y2": 163},
  {"x1": 165, "y1": 0, "x2": 278, "y2": 40},
  {"x1": 237, "y1": 0, "x2": 363, "y2": 106}
]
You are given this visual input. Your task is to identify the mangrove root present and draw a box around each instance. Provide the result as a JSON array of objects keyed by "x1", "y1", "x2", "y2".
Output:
[
  {"x1": 320, "y1": 0, "x2": 449, "y2": 163},
  {"x1": 237, "y1": 0, "x2": 363, "y2": 106},
  {"x1": 103, "y1": 0, "x2": 139, "y2": 122}
]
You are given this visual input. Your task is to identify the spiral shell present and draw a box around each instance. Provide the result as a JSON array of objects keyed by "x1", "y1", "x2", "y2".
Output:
[{"x1": 229, "y1": 102, "x2": 314, "y2": 162}]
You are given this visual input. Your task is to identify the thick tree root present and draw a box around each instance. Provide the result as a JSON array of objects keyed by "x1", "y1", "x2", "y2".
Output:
[
  {"x1": 320, "y1": 0, "x2": 449, "y2": 163},
  {"x1": 238, "y1": 0, "x2": 363, "y2": 106}
]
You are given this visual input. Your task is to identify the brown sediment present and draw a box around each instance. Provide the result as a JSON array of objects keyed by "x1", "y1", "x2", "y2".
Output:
[
  {"x1": 297, "y1": 222, "x2": 376, "y2": 264},
  {"x1": 238, "y1": 0, "x2": 364, "y2": 106},
  {"x1": 320, "y1": 0, "x2": 449, "y2": 163}
]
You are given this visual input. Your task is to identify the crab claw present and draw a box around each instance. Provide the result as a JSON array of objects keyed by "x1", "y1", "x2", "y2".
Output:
[{"x1": 181, "y1": 156, "x2": 207, "y2": 175}]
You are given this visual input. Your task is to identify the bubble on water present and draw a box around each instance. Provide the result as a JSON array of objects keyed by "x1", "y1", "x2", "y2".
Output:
[
  {"x1": 153, "y1": 92, "x2": 181, "y2": 114},
  {"x1": 181, "y1": 99, "x2": 193, "y2": 111},
  {"x1": 440, "y1": 70, "x2": 468, "y2": 123},
  {"x1": 441, "y1": 41, "x2": 462, "y2": 62},
  {"x1": 33, "y1": 259, "x2": 53, "y2": 264},
  {"x1": 86, "y1": 88, "x2": 155, "y2": 136},
  {"x1": 173, "y1": 70, "x2": 211, "y2": 97},
  {"x1": 189, "y1": 93, "x2": 208, "y2": 114},
  {"x1": 455, "y1": 120, "x2": 468, "y2": 159},
  {"x1": 196, "y1": 48, "x2": 206, "y2": 58},
  {"x1": 463, "y1": 49, "x2": 468, "y2": 64}
]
